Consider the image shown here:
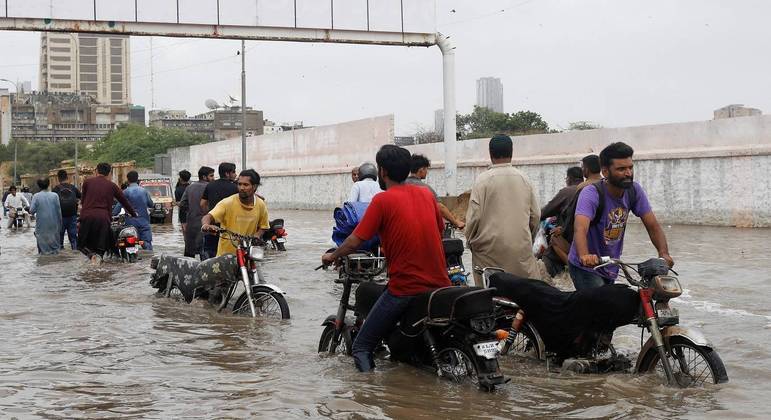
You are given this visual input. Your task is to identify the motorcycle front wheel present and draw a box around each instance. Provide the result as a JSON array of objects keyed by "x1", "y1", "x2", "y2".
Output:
[
  {"x1": 638, "y1": 336, "x2": 728, "y2": 387},
  {"x1": 436, "y1": 347, "x2": 480, "y2": 387},
  {"x1": 318, "y1": 324, "x2": 353, "y2": 355},
  {"x1": 275, "y1": 241, "x2": 286, "y2": 251},
  {"x1": 499, "y1": 321, "x2": 543, "y2": 361},
  {"x1": 233, "y1": 286, "x2": 290, "y2": 319}
]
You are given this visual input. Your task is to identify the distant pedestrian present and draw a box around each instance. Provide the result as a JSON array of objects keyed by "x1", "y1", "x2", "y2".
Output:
[
  {"x1": 52, "y1": 169, "x2": 81, "y2": 250},
  {"x1": 578, "y1": 154, "x2": 603, "y2": 188},
  {"x1": 114, "y1": 171, "x2": 155, "y2": 250},
  {"x1": 4, "y1": 185, "x2": 30, "y2": 228},
  {"x1": 348, "y1": 162, "x2": 382, "y2": 203},
  {"x1": 405, "y1": 154, "x2": 465, "y2": 229},
  {"x1": 78, "y1": 162, "x2": 137, "y2": 264},
  {"x1": 351, "y1": 167, "x2": 359, "y2": 183},
  {"x1": 175, "y1": 169, "x2": 191, "y2": 232},
  {"x1": 200, "y1": 162, "x2": 238, "y2": 259},
  {"x1": 29, "y1": 178, "x2": 63, "y2": 255},
  {"x1": 179, "y1": 166, "x2": 214, "y2": 258},
  {"x1": 541, "y1": 166, "x2": 583, "y2": 220}
]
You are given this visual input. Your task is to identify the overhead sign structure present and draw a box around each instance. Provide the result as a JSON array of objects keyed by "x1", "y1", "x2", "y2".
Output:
[{"x1": 0, "y1": 0, "x2": 458, "y2": 194}]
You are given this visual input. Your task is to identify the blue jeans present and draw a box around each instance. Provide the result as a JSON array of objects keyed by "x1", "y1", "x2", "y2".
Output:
[
  {"x1": 351, "y1": 289, "x2": 414, "y2": 372},
  {"x1": 202, "y1": 234, "x2": 219, "y2": 260},
  {"x1": 569, "y1": 263, "x2": 613, "y2": 290},
  {"x1": 60, "y1": 215, "x2": 78, "y2": 249}
]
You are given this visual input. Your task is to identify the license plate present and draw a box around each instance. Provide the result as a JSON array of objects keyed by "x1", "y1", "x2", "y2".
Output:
[
  {"x1": 276, "y1": 238, "x2": 286, "y2": 243},
  {"x1": 473, "y1": 341, "x2": 499, "y2": 359},
  {"x1": 657, "y1": 307, "x2": 678, "y2": 318},
  {"x1": 126, "y1": 246, "x2": 138, "y2": 254}
]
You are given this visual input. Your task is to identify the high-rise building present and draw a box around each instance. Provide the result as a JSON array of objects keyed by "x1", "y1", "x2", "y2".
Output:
[
  {"x1": 39, "y1": 33, "x2": 131, "y2": 105},
  {"x1": 476, "y1": 77, "x2": 504, "y2": 113},
  {"x1": 434, "y1": 109, "x2": 444, "y2": 134}
]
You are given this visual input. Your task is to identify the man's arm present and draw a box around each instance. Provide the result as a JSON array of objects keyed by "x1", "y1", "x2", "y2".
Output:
[
  {"x1": 640, "y1": 211, "x2": 674, "y2": 267},
  {"x1": 113, "y1": 185, "x2": 137, "y2": 217},
  {"x1": 573, "y1": 215, "x2": 599, "y2": 267},
  {"x1": 464, "y1": 186, "x2": 482, "y2": 245},
  {"x1": 179, "y1": 189, "x2": 189, "y2": 212},
  {"x1": 438, "y1": 202, "x2": 465, "y2": 229},
  {"x1": 29, "y1": 195, "x2": 38, "y2": 214},
  {"x1": 145, "y1": 190, "x2": 154, "y2": 210},
  {"x1": 200, "y1": 198, "x2": 208, "y2": 212},
  {"x1": 528, "y1": 185, "x2": 541, "y2": 240},
  {"x1": 21, "y1": 195, "x2": 30, "y2": 208},
  {"x1": 322, "y1": 233, "x2": 365, "y2": 265},
  {"x1": 541, "y1": 188, "x2": 568, "y2": 221}
]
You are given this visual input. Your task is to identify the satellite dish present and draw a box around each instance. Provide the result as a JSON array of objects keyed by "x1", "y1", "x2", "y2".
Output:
[{"x1": 204, "y1": 99, "x2": 220, "y2": 110}]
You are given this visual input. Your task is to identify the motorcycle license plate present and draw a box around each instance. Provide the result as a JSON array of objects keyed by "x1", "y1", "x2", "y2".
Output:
[
  {"x1": 473, "y1": 341, "x2": 499, "y2": 359},
  {"x1": 657, "y1": 307, "x2": 678, "y2": 319},
  {"x1": 276, "y1": 238, "x2": 286, "y2": 243},
  {"x1": 126, "y1": 246, "x2": 138, "y2": 254}
]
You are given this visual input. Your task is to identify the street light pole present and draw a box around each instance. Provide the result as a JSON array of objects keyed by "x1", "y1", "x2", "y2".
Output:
[{"x1": 241, "y1": 40, "x2": 246, "y2": 171}]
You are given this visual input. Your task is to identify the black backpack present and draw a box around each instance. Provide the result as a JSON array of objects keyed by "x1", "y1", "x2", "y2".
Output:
[
  {"x1": 558, "y1": 181, "x2": 637, "y2": 244},
  {"x1": 56, "y1": 184, "x2": 78, "y2": 217}
]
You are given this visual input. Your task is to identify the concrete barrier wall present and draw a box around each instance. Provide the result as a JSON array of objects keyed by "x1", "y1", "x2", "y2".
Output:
[{"x1": 168, "y1": 114, "x2": 771, "y2": 227}]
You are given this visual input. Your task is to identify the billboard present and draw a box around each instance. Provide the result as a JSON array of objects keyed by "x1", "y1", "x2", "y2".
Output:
[{"x1": 2, "y1": 0, "x2": 436, "y2": 35}]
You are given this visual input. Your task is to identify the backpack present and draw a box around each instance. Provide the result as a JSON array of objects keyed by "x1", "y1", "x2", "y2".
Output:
[
  {"x1": 558, "y1": 181, "x2": 637, "y2": 244},
  {"x1": 56, "y1": 184, "x2": 78, "y2": 217}
]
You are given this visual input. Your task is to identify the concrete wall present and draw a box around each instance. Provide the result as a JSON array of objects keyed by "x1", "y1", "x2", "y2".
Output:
[{"x1": 168, "y1": 114, "x2": 771, "y2": 227}]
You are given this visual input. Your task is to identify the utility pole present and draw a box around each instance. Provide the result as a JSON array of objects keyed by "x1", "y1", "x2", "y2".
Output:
[
  {"x1": 12, "y1": 139, "x2": 17, "y2": 184},
  {"x1": 241, "y1": 40, "x2": 246, "y2": 171}
]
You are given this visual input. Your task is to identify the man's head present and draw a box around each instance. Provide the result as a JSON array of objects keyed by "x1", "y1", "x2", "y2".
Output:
[
  {"x1": 218, "y1": 162, "x2": 237, "y2": 180},
  {"x1": 489, "y1": 134, "x2": 513, "y2": 163},
  {"x1": 566, "y1": 166, "x2": 583, "y2": 186},
  {"x1": 410, "y1": 154, "x2": 431, "y2": 180},
  {"x1": 600, "y1": 142, "x2": 635, "y2": 189},
  {"x1": 237, "y1": 169, "x2": 260, "y2": 201},
  {"x1": 57, "y1": 169, "x2": 68, "y2": 182},
  {"x1": 178, "y1": 170, "x2": 191, "y2": 183},
  {"x1": 8, "y1": 185, "x2": 16, "y2": 195},
  {"x1": 351, "y1": 167, "x2": 359, "y2": 182},
  {"x1": 198, "y1": 166, "x2": 215, "y2": 182},
  {"x1": 37, "y1": 178, "x2": 50, "y2": 191},
  {"x1": 357, "y1": 162, "x2": 378, "y2": 182},
  {"x1": 581, "y1": 154, "x2": 601, "y2": 179},
  {"x1": 375, "y1": 145, "x2": 411, "y2": 190},
  {"x1": 96, "y1": 162, "x2": 112, "y2": 176},
  {"x1": 127, "y1": 170, "x2": 139, "y2": 184}
]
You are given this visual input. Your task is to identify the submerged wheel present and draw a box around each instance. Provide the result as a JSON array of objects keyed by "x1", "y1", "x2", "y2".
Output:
[
  {"x1": 436, "y1": 347, "x2": 480, "y2": 386},
  {"x1": 500, "y1": 321, "x2": 543, "y2": 360},
  {"x1": 166, "y1": 284, "x2": 185, "y2": 301},
  {"x1": 233, "y1": 287, "x2": 290, "y2": 319},
  {"x1": 638, "y1": 336, "x2": 728, "y2": 387},
  {"x1": 128, "y1": 253, "x2": 138, "y2": 263},
  {"x1": 318, "y1": 324, "x2": 353, "y2": 355},
  {"x1": 276, "y1": 241, "x2": 286, "y2": 251}
]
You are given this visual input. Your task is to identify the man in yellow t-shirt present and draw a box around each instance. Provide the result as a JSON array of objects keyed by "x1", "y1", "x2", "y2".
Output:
[{"x1": 201, "y1": 169, "x2": 269, "y2": 256}]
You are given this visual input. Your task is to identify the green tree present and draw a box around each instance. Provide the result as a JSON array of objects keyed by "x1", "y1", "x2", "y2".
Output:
[
  {"x1": 456, "y1": 106, "x2": 551, "y2": 140},
  {"x1": 88, "y1": 124, "x2": 209, "y2": 167},
  {"x1": 0, "y1": 139, "x2": 77, "y2": 179}
]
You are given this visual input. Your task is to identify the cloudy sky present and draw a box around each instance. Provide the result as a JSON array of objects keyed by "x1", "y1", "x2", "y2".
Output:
[{"x1": 0, "y1": 0, "x2": 768, "y2": 135}]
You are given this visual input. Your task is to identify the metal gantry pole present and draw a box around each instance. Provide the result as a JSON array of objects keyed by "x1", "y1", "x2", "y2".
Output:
[
  {"x1": 241, "y1": 39, "x2": 246, "y2": 171},
  {"x1": 437, "y1": 33, "x2": 457, "y2": 197},
  {"x1": 12, "y1": 139, "x2": 17, "y2": 184}
]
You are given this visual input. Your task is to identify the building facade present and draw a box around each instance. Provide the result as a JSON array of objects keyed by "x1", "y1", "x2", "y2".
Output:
[
  {"x1": 149, "y1": 107, "x2": 264, "y2": 141},
  {"x1": 0, "y1": 89, "x2": 10, "y2": 145},
  {"x1": 714, "y1": 104, "x2": 762, "y2": 119},
  {"x1": 39, "y1": 33, "x2": 131, "y2": 105},
  {"x1": 476, "y1": 77, "x2": 504, "y2": 113}
]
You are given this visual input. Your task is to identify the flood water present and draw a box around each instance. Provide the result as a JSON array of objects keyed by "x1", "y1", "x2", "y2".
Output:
[{"x1": 1, "y1": 210, "x2": 770, "y2": 418}]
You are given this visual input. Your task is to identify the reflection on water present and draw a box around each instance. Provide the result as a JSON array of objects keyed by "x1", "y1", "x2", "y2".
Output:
[{"x1": 0, "y1": 212, "x2": 769, "y2": 418}]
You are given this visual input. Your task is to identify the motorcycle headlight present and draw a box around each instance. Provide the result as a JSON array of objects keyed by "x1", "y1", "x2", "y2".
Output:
[{"x1": 249, "y1": 246, "x2": 265, "y2": 261}]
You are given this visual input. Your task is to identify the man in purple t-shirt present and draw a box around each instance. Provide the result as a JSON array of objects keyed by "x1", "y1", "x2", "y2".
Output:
[{"x1": 568, "y1": 142, "x2": 674, "y2": 290}]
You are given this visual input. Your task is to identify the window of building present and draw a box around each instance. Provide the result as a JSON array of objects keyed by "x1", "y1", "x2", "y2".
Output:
[
  {"x1": 110, "y1": 38, "x2": 123, "y2": 46},
  {"x1": 110, "y1": 56, "x2": 122, "y2": 65},
  {"x1": 80, "y1": 64, "x2": 97, "y2": 73},
  {"x1": 80, "y1": 56, "x2": 97, "y2": 65},
  {"x1": 51, "y1": 74, "x2": 71, "y2": 80},
  {"x1": 51, "y1": 65, "x2": 71, "y2": 71},
  {"x1": 80, "y1": 82, "x2": 97, "y2": 91},
  {"x1": 111, "y1": 91, "x2": 122, "y2": 101},
  {"x1": 80, "y1": 73, "x2": 97, "y2": 82},
  {"x1": 79, "y1": 37, "x2": 97, "y2": 47},
  {"x1": 51, "y1": 83, "x2": 72, "y2": 89},
  {"x1": 50, "y1": 37, "x2": 70, "y2": 44},
  {"x1": 110, "y1": 65, "x2": 122, "y2": 74},
  {"x1": 80, "y1": 46, "x2": 97, "y2": 56},
  {"x1": 51, "y1": 56, "x2": 70, "y2": 62},
  {"x1": 50, "y1": 47, "x2": 71, "y2": 53}
]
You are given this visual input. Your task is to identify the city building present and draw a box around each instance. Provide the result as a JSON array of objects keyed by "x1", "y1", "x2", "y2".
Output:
[
  {"x1": 129, "y1": 105, "x2": 146, "y2": 125},
  {"x1": 394, "y1": 136, "x2": 416, "y2": 146},
  {"x1": 149, "y1": 107, "x2": 264, "y2": 141},
  {"x1": 8, "y1": 91, "x2": 134, "y2": 143},
  {"x1": 476, "y1": 77, "x2": 504, "y2": 113},
  {"x1": 434, "y1": 109, "x2": 444, "y2": 135},
  {"x1": 714, "y1": 104, "x2": 762, "y2": 119},
  {"x1": 39, "y1": 32, "x2": 131, "y2": 105},
  {"x1": 0, "y1": 89, "x2": 10, "y2": 145}
]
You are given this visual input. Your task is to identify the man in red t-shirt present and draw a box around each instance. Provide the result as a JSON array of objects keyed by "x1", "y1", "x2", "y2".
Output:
[{"x1": 322, "y1": 145, "x2": 450, "y2": 372}]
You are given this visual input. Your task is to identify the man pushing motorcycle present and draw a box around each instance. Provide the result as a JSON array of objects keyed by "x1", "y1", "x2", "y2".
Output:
[
  {"x1": 201, "y1": 169, "x2": 269, "y2": 256},
  {"x1": 321, "y1": 144, "x2": 450, "y2": 372}
]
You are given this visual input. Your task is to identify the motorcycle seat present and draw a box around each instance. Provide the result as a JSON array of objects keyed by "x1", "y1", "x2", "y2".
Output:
[
  {"x1": 152, "y1": 254, "x2": 239, "y2": 302},
  {"x1": 400, "y1": 287, "x2": 496, "y2": 335}
]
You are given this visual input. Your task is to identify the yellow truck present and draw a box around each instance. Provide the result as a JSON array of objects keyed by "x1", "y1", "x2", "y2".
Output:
[{"x1": 139, "y1": 174, "x2": 174, "y2": 224}]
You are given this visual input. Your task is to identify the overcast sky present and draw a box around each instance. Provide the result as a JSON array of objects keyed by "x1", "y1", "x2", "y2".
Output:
[{"x1": 0, "y1": 0, "x2": 769, "y2": 135}]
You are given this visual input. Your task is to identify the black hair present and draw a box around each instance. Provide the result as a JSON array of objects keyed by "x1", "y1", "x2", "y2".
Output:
[
  {"x1": 120, "y1": 182, "x2": 128, "y2": 190},
  {"x1": 178, "y1": 170, "x2": 191, "y2": 182},
  {"x1": 489, "y1": 134, "x2": 513, "y2": 159},
  {"x1": 9, "y1": 185, "x2": 16, "y2": 191},
  {"x1": 96, "y1": 162, "x2": 112, "y2": 176},
  {"x1": 127, "y1": 170, "x2": 139, "y2": 183},
  {"x1": 57, "y1": 169, "x2": 68, "y2": 181},
  {"x1": 581, "y1": 154, "x2": 601, "y2": 174},
  {"x1": 600, "y1": 142, "x2": 634, "y2": 168},
  {"x1": 410, "y1": 154, "x2": 431, "y2": 173},
  {"x1": 375, "y1": 145, "x2": 411, "y2": 183},
  {"x1": 198, "y1": 166, "x2": 214, "y2": 180},
  {"x1": 238, "y1": 169, "x2": 261, "y2": 186},
  {"x1": 218, "y1": 162, "x2": 237, "y2": 178},
  {"x1": 566, "y1": 166, "x2": 583, "y2": 182},
  {"x1": 37, "y1": 178, "x2": 50, "y2": 190}
]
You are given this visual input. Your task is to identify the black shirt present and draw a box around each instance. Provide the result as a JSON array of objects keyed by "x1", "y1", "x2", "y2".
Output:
[
  {"x1": 201, "y1": 178, "x2": 238, "y2": 211},
  {"x1": 52, "y1": 182, "x2": 82, "y2": 218},
  {"x1": 175, "y1": 183, "x2": 189, "y2": 223}
]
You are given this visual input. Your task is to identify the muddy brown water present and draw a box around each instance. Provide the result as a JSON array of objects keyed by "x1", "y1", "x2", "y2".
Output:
[{"x1": 1, "y1": 210, "x2": 769, "y2": 418}]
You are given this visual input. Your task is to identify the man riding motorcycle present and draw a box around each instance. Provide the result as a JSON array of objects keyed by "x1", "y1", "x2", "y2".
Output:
[
  {"x1": 4, "y1": 185, "x2": 31, "y2": 228},
  {"x1": 321, "y1": 145, "x2": 450, "y2": 372}
]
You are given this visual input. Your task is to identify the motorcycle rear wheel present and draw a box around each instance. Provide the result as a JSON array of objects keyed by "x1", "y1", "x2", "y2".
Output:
[
  {"x1": 436, "y1": 347, "x2": 480, "y2": 386},
  {"x1": 318, "y1": 324, "x2": 353, "y2": 355},
  {"x1": 638, "y1": 336, "x2": 728, "y2": 386},
  {"x1": 276, "y1": 241, "x2": 286, "y2": 251},
  {"x1": 500, "y1": 321, "x2": 542, "y2": 360},
  {"x1": 233, "y1": 287, "x2": 290, "y2": 319}
]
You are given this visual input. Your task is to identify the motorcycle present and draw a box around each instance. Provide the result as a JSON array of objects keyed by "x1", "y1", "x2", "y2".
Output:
[
  {"x1": 150, "y1": 227, "x2": 290, "y2": 319},
  {"x1": 317, "y1": 253, "x2": 506, "y2": 391},
  {"x1": 442, "y1": 223, "x2": 468, "y2": 286},
  {"x1": 479, "y1": 257, "x2": 728, "y2": 387},
  {"x1": 10, "y1": 207, "x2": 26, "y2": 229},
  {"x1": 109, "y1": 214, "x2": 142, "y2": 263},
  {"x1": 261, "y1": 218, "x2": 288, "y2": 251}
]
